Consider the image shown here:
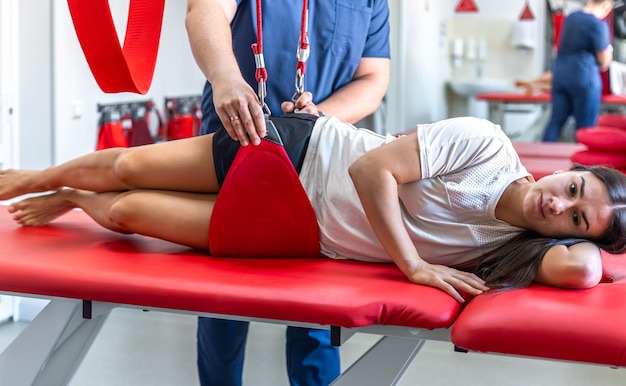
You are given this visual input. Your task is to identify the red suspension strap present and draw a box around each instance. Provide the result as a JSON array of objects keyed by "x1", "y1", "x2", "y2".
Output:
[
  {"x1": 252, "y1": 0, "x2": 269, "y2": 114},
  {"x1": 252, "y1": 0, "x2": 310, "y2": 113},
  {"x1": 67, "y1": 0, "x2": 165, "y2": 94},
  {"x1": 293, "y1": 0, "x2": 310, "y2": 101}
]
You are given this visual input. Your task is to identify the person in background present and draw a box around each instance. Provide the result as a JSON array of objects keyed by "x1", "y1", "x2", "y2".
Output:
[
  {"x1": 543, "y1": 0, "x2": 614, "y2": 142},
  {"x1": 515, "y1": 72, "x2": 552, "y2": 95},
  {"x1": 185, "y1": 0, "x2": 391, "y2": 384}
]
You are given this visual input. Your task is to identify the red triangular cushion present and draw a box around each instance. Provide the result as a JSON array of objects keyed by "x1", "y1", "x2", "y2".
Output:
[{"x1": 209, "y1": 140, "x2": 320, "y2": 257}]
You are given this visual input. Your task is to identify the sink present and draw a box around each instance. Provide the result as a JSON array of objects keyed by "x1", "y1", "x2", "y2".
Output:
[
  {"x1": 448, "y1": 78, "x2": 513, "y2": 119},
  {"x1": 449, "y1": 78, "x2": 512, "y2": 96}
]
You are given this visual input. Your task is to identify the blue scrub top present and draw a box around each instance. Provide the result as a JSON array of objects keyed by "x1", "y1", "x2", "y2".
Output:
[{"x1": 200, "y1": 0, "x2": 391, "y2": 134}]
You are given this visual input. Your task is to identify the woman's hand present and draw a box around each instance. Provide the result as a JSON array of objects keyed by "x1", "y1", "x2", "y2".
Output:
[
  {"x1": 281, "y1": 92, "x2": 322, "y2": 116},
  {"x1": 407, "y1": 263, "x2": 489, "y2": 303}
]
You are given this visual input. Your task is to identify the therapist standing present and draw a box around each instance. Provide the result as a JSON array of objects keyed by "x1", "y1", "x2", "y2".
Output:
[
  {"x1": 185, "y1": 1, "x2": 390, "y2": 385},
  {"x1": 543, "y1": 0, "x2": 613, "y2": 142}
]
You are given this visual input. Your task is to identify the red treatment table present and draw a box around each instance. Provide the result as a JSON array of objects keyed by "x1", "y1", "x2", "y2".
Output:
[
  {"x1": 0, "y1": 208, "x2": 625, "y2": 385},
  {"x1": 476, "y1": 92, "x2": 626, "y2": 127},
  {"x1": 512, "y1": 141, "x2": 586, "y2": 180}
]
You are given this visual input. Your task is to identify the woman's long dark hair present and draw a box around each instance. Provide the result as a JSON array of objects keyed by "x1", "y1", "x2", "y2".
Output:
[{"x1": 474, "y1": 164, "x2": 626, "y2": 290}]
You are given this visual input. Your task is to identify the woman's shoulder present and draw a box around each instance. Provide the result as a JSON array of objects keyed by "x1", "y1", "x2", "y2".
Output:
[
  {"x1": 417, "y1": 117, "x2": 507, "y2": 148},
  {"x1": 416, "y1": 117, "x2": 522, "y2": 179}
]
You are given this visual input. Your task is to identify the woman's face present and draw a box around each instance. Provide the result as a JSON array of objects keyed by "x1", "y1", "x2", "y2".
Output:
[{"x1": 522, "y1": 171, "x2": 612, "y2": 239}]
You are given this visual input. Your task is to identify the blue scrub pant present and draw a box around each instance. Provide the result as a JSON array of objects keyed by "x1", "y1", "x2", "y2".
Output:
[
  {"x1": 543, "y1": 83, "x2": 601, "y2": 142},
  {"x1": 197, "y1": 317, "x2": 340, "y2": 386}
]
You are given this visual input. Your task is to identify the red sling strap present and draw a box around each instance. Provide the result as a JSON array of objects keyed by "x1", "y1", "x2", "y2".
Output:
[{"x1": 67, "y1": 0, "x2": 165, "y2": 94}]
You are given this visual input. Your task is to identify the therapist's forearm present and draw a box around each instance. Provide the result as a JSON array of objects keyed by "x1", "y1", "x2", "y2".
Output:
[
  {"x1": 186, "y1": 0, "x2": 241, "y2": 83},
  {"x1": 317, "y1": 58, "x2": 390, "y2": 124}
]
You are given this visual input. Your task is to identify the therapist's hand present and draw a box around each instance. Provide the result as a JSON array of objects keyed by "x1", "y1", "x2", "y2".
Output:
[
  {"x1": 281, "y1": 92, "x2": 321, "y2": 116},
  {"x1": 212, "y1": 75, "x2": 267, "y2": 146}
]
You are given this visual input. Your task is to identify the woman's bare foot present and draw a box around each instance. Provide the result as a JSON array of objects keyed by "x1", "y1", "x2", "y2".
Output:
[
  {"x1": 0, "y1": 169, "x2": 46, "y2": 200},
  {"x1": 8, "y1": 190, "x2": 76, "y2": 226}
]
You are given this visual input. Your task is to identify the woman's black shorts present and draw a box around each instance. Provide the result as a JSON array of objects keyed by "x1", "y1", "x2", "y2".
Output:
[{"x1": 212, "y1": 113, "x2": 318, "y2": 187}]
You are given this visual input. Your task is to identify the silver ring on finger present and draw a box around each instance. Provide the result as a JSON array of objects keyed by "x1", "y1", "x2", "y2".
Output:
[{"x1": 229, "y1": 115, "x2": 240, "y2": 121}]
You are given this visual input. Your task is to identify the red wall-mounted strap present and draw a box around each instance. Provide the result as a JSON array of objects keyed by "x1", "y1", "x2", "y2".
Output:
[{"x1": 67, "y1": 0, "x2": 165, "y2": 94}]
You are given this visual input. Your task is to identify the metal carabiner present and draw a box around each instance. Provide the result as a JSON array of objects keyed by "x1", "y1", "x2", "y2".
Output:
[
  {"x1": 257, "y1": 78, "x2": 271, "y2": 116},
  {"x1": 292, "y1": 71, "x2": 305, "y2": 102},
  {"x1": 292, "y1": 36, "x2": 309, "y2": 102}
]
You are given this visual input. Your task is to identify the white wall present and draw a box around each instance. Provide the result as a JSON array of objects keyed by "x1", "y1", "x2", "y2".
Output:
[
  {"x1": 18, "y1": 0, "x2": 53, "y2": 169},
  {"x1": 0, "y1": 0, "x2": 18, "y2": 171}
]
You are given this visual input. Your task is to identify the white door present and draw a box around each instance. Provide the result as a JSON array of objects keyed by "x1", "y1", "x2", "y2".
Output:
[{"x1": 0, "y1": 0, "x2": 18, "y2": 173}]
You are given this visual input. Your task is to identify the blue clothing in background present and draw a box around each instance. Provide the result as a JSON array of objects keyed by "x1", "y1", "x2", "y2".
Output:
[
  {"x1": 200, "y1": 0, "x2": 391, "y2": 134},
  {"x1": 543, "y1": 11, "x2": 610, "y2": 142},
  {"x1": 197, "y1": 2, "x2": 390, "y2": 386}
]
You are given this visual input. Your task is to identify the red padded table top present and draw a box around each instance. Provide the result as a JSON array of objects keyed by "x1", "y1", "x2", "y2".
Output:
[
  {"x1": 476, "y1": 92, "x2": 551, "y2": 104},
  {"x1": 452, "y1": 251, "x2": 626, "y2": 367},
  {"x1": 0, "y1": 208, "x2": 461, "y2": 329}
]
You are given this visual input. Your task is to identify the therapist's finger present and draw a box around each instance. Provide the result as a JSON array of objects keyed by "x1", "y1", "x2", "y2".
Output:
[
  {"x1": 242, "y1": 104, "x2": 267, "y2": 146},
  {"x1": 281, "y1": 101, "x2": 296, "y2": 114},
  {"x1": 293, "y1": 92, "x2": 313, "y2": 110}
]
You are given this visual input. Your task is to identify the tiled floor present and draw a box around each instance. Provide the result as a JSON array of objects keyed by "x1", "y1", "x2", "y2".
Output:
[{"x1": 1, "y1": 305, "x2": 624, "y2": 385}]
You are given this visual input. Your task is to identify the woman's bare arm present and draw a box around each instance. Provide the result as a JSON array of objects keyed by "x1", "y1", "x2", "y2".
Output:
[
  {"x1": 535, "y1": 242, "x2": 603, "y2": 288},
  {"x1": 349, "y1": 133, "x2": 488, "y2": 302}
]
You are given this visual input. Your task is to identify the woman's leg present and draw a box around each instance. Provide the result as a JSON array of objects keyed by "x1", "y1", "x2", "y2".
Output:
[
  {"x1": 0, "y1": 133, "x2": 220, "y2": 201},
  {"x1": 9, "y1": 188, "x2": 215, "y2": 250}
]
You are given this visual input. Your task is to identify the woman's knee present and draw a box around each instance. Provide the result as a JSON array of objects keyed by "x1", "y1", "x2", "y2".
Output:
[
  {"x1": 108, "y1": 191, "x2": 140, "y2": 232},
  {"x1": 112, "y1": 150, "x2": 143, "y2": 188}
]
